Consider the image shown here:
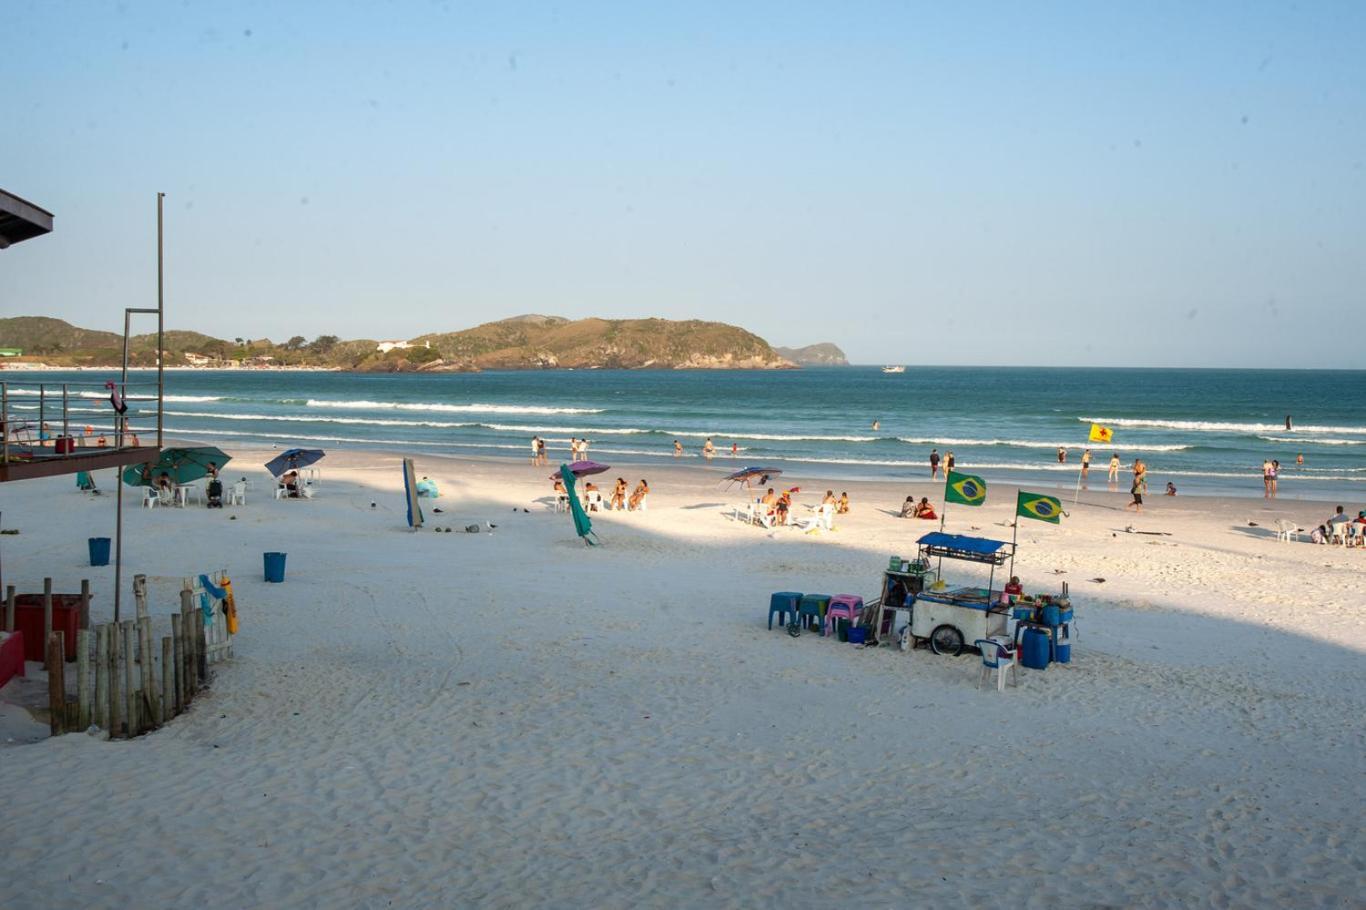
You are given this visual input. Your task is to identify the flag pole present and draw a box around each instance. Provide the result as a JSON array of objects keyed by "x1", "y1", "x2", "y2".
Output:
[
  {"x1": 1009, "y1": 491, "x2": 1021, "y2": 580},
  {"x1": 935, "y1": 472, "x2": 950, "y2": 582}
]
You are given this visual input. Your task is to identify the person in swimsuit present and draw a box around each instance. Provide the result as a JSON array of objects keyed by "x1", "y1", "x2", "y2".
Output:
[
  {"x1": 945, "y1": 451, "x2": 956, "y2": 474},
  {"x1": 1262, "y1": 459, "x2": 1273, "y2": 498},
  {"x1": 1108, "y1": 453, "x2": 1120, "y2": 483},
  {"x1": 673, "y1": 440, "x2": 683, "y2": 458},
  {"x1": 1081, "y1": 449, "x2": 1092, "y2": 480},
  {"x1": 929, "y1": 448, "x2": 940, "y2": 479},
  {"x1": 1057, "y1": 446, "x2": 1067, "y2": 463},
  {"x1": 837, "y1": 492, "x2": 850, "y2": 514}
]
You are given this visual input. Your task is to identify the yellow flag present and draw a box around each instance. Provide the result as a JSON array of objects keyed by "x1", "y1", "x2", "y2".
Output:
[{"x1": 1088, "y1": 423, "x2": 1113, "y2": 443}]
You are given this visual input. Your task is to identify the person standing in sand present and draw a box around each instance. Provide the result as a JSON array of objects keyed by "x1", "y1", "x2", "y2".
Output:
[
  {"x1": 1108, "y1": 453, "x2": 1120, "y2": 484},
  {"x1": 531, "y1": 436, "x2": 541, "y2": 465},
  {"x1": 929, "y1": 448, "x2": 940, "y2": 479},
  {"x1": 1269, "y1": 459, "x2": 1279, "y2": 499}
]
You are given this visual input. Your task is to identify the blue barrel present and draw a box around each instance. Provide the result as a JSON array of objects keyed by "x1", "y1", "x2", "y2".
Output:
[
  {"x1": 1021, "y1": 628, "x2": 1050, "y2": 669},
  {"x1": 88, "y1": 537, "x2": 111, "y2": 567},
  {"x1": 847, "y1": 626, "x2": 867, "y2": 645},
  {"x1": 1042, "y1": 604, "x2": 1061, "y2": 626},
  {"x1": 263, "y1": 551, "x2": 287, "y2": 583}
]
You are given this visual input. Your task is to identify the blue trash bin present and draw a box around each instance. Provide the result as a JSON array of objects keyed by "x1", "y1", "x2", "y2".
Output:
[
  {"x1": 1021, "y1": 627, "x2": 1051, "y2": 670},
  {"x1": 88, "y1": 537, "x2": 111, "y2": 567},
  {"x1": 263, "y1": 551, "x2": 287, "y2": 583}
]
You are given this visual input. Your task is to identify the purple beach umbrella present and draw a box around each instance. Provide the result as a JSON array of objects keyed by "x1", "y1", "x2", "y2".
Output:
[{"x1": 550, "y1": 460, "x2": 610, "y2": 480}]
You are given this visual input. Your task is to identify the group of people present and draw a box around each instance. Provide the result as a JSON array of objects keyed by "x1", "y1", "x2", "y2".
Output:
[
  {"x1": 553, "y1": 475, "x2": 649, "y2": 512},
  {"x1": 898, "y1": 496, "x2": 938, "y2": 520},
  {"x1": 927, "y1": 448, "x2": 956, "y2": 479},
  {"x1": 528, "y1": 435, "x2": 595, "y2": 466},
  {"x1": 1310, "y1": 505, "x2": 1366, "y2": 545},
  {"x1": 752, "y1": 488, "x2": 846, "y2": 526}
]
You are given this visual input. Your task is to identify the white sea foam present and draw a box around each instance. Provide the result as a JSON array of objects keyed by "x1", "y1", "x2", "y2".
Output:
[
  {"x1": 304, "y1": 399, "x2": 603, "y2": 415},
  {"x1": 1257, "y1": 436, "x2": 1364, "y2": 446},
  {"x1": 897, "y1": 436, "x2": 1191, "y2": 452},
  {"x1": 1081, "y1": 416, "x2": 1366, "y2": 436}
]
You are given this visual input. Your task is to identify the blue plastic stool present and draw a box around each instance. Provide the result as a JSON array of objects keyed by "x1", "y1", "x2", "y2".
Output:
[
  {"x1": 768, "y1": 591, "x2": 803, "y2": 630},
  {"x1": 798, "y1": 594, "x2": 832, "y2": 634}
]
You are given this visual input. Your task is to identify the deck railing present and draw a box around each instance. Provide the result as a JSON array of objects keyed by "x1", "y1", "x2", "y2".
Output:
[{"x1": 0, "y1": 379, "x2": 163, "y2": 463}]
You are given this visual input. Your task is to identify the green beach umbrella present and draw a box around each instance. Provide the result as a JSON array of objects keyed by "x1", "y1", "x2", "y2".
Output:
[
  {"x1": 558, "y1": 463, "x2": 599, "y2": 546},
  {"x1": 122, "y1": 446, "x2": 232, "y2": 486}
]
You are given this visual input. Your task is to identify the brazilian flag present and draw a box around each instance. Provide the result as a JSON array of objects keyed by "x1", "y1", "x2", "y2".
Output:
[
  {"x1": 944, "y1": 471, "x2": 987, "y2": 506},
  {"x1": 1017, "y1": 490, "x2": 1063, "y2": 524}
]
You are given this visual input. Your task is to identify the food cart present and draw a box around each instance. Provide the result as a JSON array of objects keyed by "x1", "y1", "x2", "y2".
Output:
[{"x1": 899, "y1": 532, "x2": 1014, "y2": 656}]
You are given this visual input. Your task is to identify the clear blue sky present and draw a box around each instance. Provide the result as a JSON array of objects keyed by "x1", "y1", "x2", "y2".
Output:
[{"x1": 2, "y1": 1, "x2": 1363, "y2": 366}]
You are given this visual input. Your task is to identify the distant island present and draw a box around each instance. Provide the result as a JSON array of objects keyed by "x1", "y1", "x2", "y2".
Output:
[
  {"x1": 0, "y1": 314, "x2": 837, "y2": 372},
  {"x1": 772, "y1": 343, "x2": 849, "y2": 366}
]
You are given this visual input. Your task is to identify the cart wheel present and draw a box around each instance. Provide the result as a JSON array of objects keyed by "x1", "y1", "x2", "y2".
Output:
[{"x1": 929, "y1": 625, "x2": 964, "y2": 656}]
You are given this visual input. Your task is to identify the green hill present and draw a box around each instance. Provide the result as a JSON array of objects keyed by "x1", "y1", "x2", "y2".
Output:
[
  {"x1": 773, "y1": 343, "x2": 849, "y2": 366},
  {"x1": 0, "y1": 315, "x2": 801, "y2": 371}
]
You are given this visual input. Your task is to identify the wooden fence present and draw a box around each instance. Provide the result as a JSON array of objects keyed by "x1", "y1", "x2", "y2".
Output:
[{"x1": 34, "y1": 572, "x2": 234, "y2": 738}]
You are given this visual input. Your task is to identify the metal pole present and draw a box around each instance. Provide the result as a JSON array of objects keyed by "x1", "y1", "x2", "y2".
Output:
[
  {"x1": 156, "y1": 192, "x2": 165, "y2": 449},
  {"x1": 38, "y1": 385, "x2": 45, "y2": 448},
  {"x1": 62, "y1": 383, "x2": 69, "y2": 445},
  {"x1": 120, "y1": 309, "x2": 130, "y2": 449},
  {"x1": 115, "y1": 464, "x2": 123, "y2": 623},
  {"x1": 2, "y1": 382, "x2": 8, "y2": 464},
  {"x1": 1009, "y1": 493, "x2": 1021, "y2": 581}
]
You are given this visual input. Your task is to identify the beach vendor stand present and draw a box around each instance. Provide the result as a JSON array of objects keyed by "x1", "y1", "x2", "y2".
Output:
[{"x1": 902, "y1": 532, "x2": 1014, "y2": 656}]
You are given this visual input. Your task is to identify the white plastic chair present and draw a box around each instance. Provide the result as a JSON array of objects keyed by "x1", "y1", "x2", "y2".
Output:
[
  {"x1": 1329, "y1": 522, "x2": 1349, "y2": 547},
  {"x1": 229, "y1": 481, "x2": 247, "y2": 506},
  {"x1": 1274, "y1": 519, "x2": 1299, "y2": 542},
  {"x1": 157, "y1": 486, "x2": 175, "y2": 507},
  {"x1": 975, "y1": 638, "x2": 1019, "y2": 691},
  {"x1": 555, "y1": 493, "x2": 569, "y2": 513},
  {"x1": 180, "y1": 484, "x2": 202, "y2": 507},
  {"x1": 142, "y1": 487, "x2": 160, "y2": 509},
  {"x1": 1348, "y1": 523, "x2": 1363, "y2": 548},
  {"x1": 586, "y1": 491, "x2": 603, "y2": 512}
]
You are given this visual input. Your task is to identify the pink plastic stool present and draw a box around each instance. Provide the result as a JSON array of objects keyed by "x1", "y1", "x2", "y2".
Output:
[{"x1": 824, "y1": 594, "x2": 864, "y2": 637}]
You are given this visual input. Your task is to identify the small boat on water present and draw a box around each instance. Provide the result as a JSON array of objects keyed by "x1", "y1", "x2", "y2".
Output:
[{"x1": 882, "y1": 365, "x2": 906, "y2": 374}]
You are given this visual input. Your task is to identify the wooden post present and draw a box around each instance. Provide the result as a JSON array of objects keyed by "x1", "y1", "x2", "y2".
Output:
[
  {"x1": 94, "y1": 624, "x2": 110, "y2": 731},
  {"x1": 160, "y1": 636, "x2": 175, "y2": 723},
  {"x1": 77, "y1": 628, "x2": 91, "y2": 730},
  {"x1": 139, "y1": 617, "x2": 158, "y2": 725},
  {"x1": 3, "y1": 585, "x2": 13, "y2": 633},
  {"x1": 122, "y1": 621, "x2": 137, "y2": 736},
  {"x1": 47, "y1": 632, "x2": 66, "y2": 736},
  {"x1": 42, "y1": 577, "x2": 53, "y2": 668},
  {"x1": 196, "y1": 613, "x2": 208, "y2": 686},
  {"x1": 171, "y1": 612, "x2": 184, "y2": 711},
  {"x1": 80, "y1": 578, "x2": 91, "y2": 630},
  {"x1": 180, "y1": 590, "x2": 197, "y2": 699},
  {"x1": 134, "y1": 574, "x2": 148, "y2": 621},
  {"x1": 109, "y1": 622, "x2": 122, "y2": 737}
]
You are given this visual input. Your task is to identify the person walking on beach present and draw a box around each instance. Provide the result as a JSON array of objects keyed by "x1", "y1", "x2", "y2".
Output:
[
  {"x1": 1081, "y1": 448, "x2": 1092, "y2": 480},
  {"x1": 929, "y1": 448, "x2": 940, "y2": 479},
  {"x1": 1126, "y1": 475, "x2": 1143, "y2": 512},
  {"x1": 1057, "y1": 446, "x2": 1067, "y2": 464},
  {"x1": 1262, "y1": 458, "x2": 1273, "y2": 498},
  {"x1": 531, "y1": 436, "x2": 541, "y2": 465},
  {"x1": 673, "y1": 440, "x2": 683, "y2": 458},
  {"x1": 1269, "y1": 459, "x2": 1279, "y2": 498},
  {"x1": 1108, "y1": 453, "x2": 1120, "y2": 484},
  {"x1": 537, "y1": 436, "x2": 547, "y2": 466}
]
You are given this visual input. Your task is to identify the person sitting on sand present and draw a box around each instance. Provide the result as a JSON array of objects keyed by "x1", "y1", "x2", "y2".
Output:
[
  {"x1": 837, "y1": 492, "x2": 850, "y2": 515},
  {"x1": 899, "y1": 495, "x2": 916, "y2": 518},
  {"x1": 611, "y1": 477, "x2": 627, "y2": 511},
  {"x1": 1165, "y1": 482, "x2": 1177, "y2": 496},
  {"x1": 913, "y1": 497, "x2": 937, "y2": 520},
  {"x1": 629, "y1": 479, "x2": 649, "y2": 511}
]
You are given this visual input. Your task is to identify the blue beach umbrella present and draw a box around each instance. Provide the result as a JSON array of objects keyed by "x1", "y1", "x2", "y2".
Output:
[{"x1": 265, "y1": 448, "x2": 325, "y2": 478}]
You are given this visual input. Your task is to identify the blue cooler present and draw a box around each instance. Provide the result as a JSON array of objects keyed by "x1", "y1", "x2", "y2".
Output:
[{"x1": 1055, "y1": 626, "x2": 1072, "y2": 663}]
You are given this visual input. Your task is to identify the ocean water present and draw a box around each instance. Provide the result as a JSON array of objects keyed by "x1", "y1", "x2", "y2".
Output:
[{"x1": 5, "y1": 366, "x2": 1365, "y2": 500}]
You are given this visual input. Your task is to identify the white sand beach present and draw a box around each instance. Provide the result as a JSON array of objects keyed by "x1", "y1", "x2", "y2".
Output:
[{"x1": 2, "y1": 448, "x2": 1364, "y2": 908}]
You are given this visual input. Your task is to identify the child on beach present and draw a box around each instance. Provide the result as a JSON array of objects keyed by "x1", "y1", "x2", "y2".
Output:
[{"x1": 837, "y1": 492, "x2": 850, "y2": 514}]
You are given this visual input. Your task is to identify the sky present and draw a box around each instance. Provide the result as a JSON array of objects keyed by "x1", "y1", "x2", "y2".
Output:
[{"x1": 2, "y1": 1, "x2": 1364, "y2": 367}]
